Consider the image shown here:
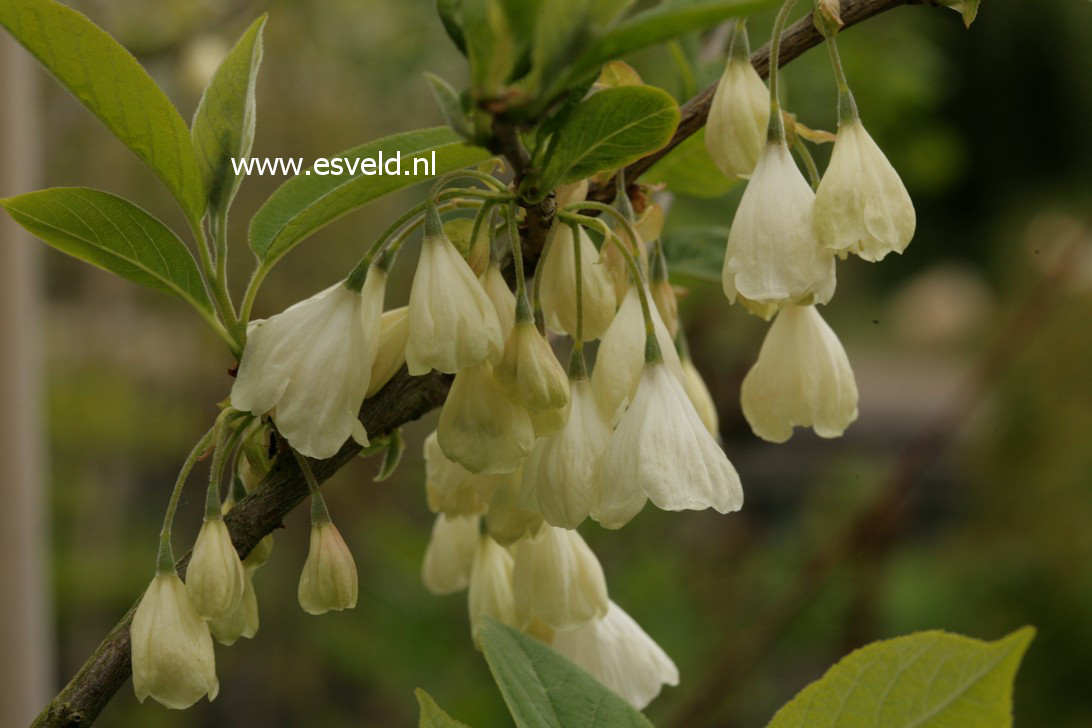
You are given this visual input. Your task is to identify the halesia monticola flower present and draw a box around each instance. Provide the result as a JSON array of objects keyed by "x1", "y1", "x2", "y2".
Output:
[
  {"x1": 593, "y1": 363, "x2": 743, "y2": 529},
  {"x1": 724, "y1": 143, "x2": 836, "y2": 307},
  {"x1": 421, "y1": 514, "x2": 481, "y2": 595},
  {"x1": 512, "y1": 525, "x2": 609, "y2": 630},
  {"x1": 366, "y1": 306, "x2": 409, "y2": 398},
  {"x1": 592, "y1": 286, "x2": 683, "y2": 424},
  {"x1": 481, "y1": 263, "x2": 517, "y2": 348},
  {"x1": 812, "y1": 119, "x2": 916, "y2": 262},
  {"x1": 705, "y1": 50, "x2": 770, "y2": 179},
  {"x1": 298, "y1": 520, "x2": 358, "y2": 615},
  {"x1": 208, "y1": 568, "x2": 259, "y2": 646},
  {"x1": 231, "y1": 271, "x2": 386, "y2": 459},
  {"x1": 468, "y1": 535, "x2": 519, "y2": 648},
  {"x1": 185, "y1": 517, "x2": 245, "y2": 620},
  {"x1": 740, "y1": 305, "x2": 858, "y2": 442},
  {"x1": 484, "y1": 466, "x2": 542, "y2": 546},
  {"x1": 424, "y1": 431, "x2": 498, "y2": 516},
  {"x1": 681, "y1": 356, "x2": 719, "y2": 438},
  {"x1": 551, "y1": 601, "x2": 680, "y2": 710},
  {"x1": 406, "y1": 217, "x2": 504, "y2": 375},
  {"x1": 540, "y1": 223, "x2": 617, "y2": 341},
  {"x1": 131, "y1": 572, "x2": 219, "y2": 709},
  {"x1": 495, "y1": 321, "x2": 571, "y2": 412},
  {"x1": 437, "y1": 360, "x2": 534, "y2": 474},
  {"x1": 522, "y1": 380, "x2": 611, "y2": 529}
]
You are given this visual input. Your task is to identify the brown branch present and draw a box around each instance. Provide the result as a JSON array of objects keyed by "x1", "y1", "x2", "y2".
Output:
[
  {"x1": 31, "y1": 369, "x2": 452, "y2": 728},
  {"x1": 588, "y1": 0, "x2": 917, "y2": 204}
]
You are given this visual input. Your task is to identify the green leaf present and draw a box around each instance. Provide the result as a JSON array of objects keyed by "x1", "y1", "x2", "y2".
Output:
[
  {"x1": 0, "y1": 0, "x2": 206, "y2": 224},
  {"x1": 436, "y1": 0, "x2": 467, "y2": 53},
  {"x1": 643, "y1": 128, "x2": 736, "y2": 199},
  {"x1": 425, "y1": 73, "x2": 474, "y2": 139},
  {"x1": 660, "y1": 225, "x2": 728, "y2": 283},
  {"x1": 416, "y1": 688, "x2": 472, "y2": 728},
  {"x1": 0, "y1": 188, "x2": 212, "y2": 314},
  {"x1": 768, "y1": 627, "x2": 1036, "y2": 728},
  {"x1": 462, "y1": 0, "x2": 516, "y2": 98},
  {"x1": 248, "y1": 127, "x2": 492, "y2": 266},
  {"x1": 522, "y1": 86, "x2": 679, "y2": 202},
  {"x1": 191, "y1": 15, "x2": 267, "y2": 222},
  {"x1": 478, "y1": 619, "x2": 653, "y2": 728}
]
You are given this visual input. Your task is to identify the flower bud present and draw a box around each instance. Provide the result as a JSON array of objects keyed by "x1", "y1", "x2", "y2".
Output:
[
  {"x1": 740, "y1": 305, "x2": 858, "y2": 442},
  {"x1": 494, "y1": 321, "x2": 571, "y2": 412},
  {"x1": 512, "y1": 525, "x2": 609, "y2": 630},
  {"x1": 298, "y1": 521, "x2": 358, "y2": 615},
  {"x1": 186, "y1": 517, "x2": 245, "y2": 620},
  {"x1": 484, "y1": 465, "x2": 542, "y2": 546},
  {"x1": 208, "y1": 569, "x2": 259, "y2": 646},
  {"x1": 724, "y1": 142, "x2": 836, "y2": 307},
  {"x1": 424, "y1": 431, "x2": 499, "y2": 516},
  {"x1": 812, "y1": 119, "x2": 915, "y2": 262},
  {"x1": 468, "y1": 535, "x2": 519, "y2": 648},
  {"x1": 422, "y1": 514, "x2": 481, "y2": 595},
  {"x1": 437, "y1": 360, "x2": 534, "y2": 474},
  {"x1": 539, "y1": 224, "x2": 617, "y2": 341},
  {"x1": 481, "y1": 263, "x2": 517, "y2": 348},
  {"x1": 366, "y1": 306, "x2": 409, "y2": 397},
  {"x1": 406, "y1": 228, "x2": 504, "y2": 374},
  {"x1": 244, "y1": 534, "x2": 274, "y2": 569},
  {"x1": 706, "y1": 54, "x2": 770, "y2": 179},
  {"x1": 131, "y1": 572, "x2": 219, "y2": 709}
]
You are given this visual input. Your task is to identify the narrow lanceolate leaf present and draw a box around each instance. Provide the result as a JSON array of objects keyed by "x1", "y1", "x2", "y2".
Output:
[
  {"x1": 644, "y1": 128, "x2": 736, "y2": 199},
  {"x1": 248, "y1": 128, "x2": 492, "y2": 266},
  {"x1": 191, "y1": 14, "x2": 267, "y2": 221},
  {"x1": 0, "y1": 0, "x2": 206, "y2": 224},
  {"x1": 1, "y1": 188, "x2": 213, "y2": 314},
  {"x1": 767, "y1": 627, "x2": 1036, "y2": 728},
  {"x1": 425, "y1": 73, "x2": 474, "y2": 139},
  {"x1": 478, "y1": 619, "x2": 652, "y2": 728},
  {"x1": 522, "y1": 86, "x2": 679, "y2": 202},
  {"x1": 416, "y1": 688, "x2": 472, "y2": 728}
]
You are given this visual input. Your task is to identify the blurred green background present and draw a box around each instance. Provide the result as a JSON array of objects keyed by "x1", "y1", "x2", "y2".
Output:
[{"x1": 17, "y1": 0, "x2": 1092, "y2": 726}]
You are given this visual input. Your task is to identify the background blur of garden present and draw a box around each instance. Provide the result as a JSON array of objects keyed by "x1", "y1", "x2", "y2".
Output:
[{"x1": 2, "y1": 0, "x2": 1091, "y2": 726}]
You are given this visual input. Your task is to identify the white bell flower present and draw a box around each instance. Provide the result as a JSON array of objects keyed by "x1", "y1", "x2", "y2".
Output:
[
  {"x1": 231, "y1": 271, "x2": 386, "y2": 459},
  {"x1": 529, "y1": 398, "x2": 571, "y2": 437},
  {"x1": 740, "y1": 305, "x2": 858, "y2": 442},
  {"x1": 812, "y1": 119, "x2": 916, "y2": 262},
  {"x1": 552, "y1": 600, "x2": 679, "y2": 710},
  {"x1": 592, "y1": 363, "x2": 743, "y2": 529},
  {"x1": 422, "y1": 514, "x2": 481, "y2": 595},
  {"x1": 495, "y1": 320, "x2": 571, "y2": 412},
  {"x1": 437, "y1": 360, "x2": 534, "y2": 474},
  {"x1": 208, "y1": 567, "x2": 260, "y2": 646},
  {"x1": 185, "y1": 517, "x2": 245, "y2": 620},
  {"x1": 484, "y1": 465, "x2": 542, "y2": 546},
  {"x1": 706, "y1": 56, "x2": 770, "y2": 179},
  {"x1": 366, "y1": 306, "x2": 409, "y2": 398},
  {"x1": 424, "y1": 431, "x2": 498, "y2": 516},
  {"x1": 406, "y1": 226, "x2": 504, "y2": 374},
  {"x1": 298, "y1": 520, "x2": 358, "y2": 615},
  {"x1": 724, "y1": 142, "x2": 836, "y2": 307},
  {"x1": 592, "y1": 286, "x2": 683, "y2": 424},
  {"x1": 468, "y1": 535, "x2": 519, "y2": 648},
  {"x1": 512, "y1": 525, "x2": 609, "y2": 630},
  {"x1": 539, "y1": 223, "x2": 617, "y2": 341},
  {"x1": 131, "y1": 572, "x2": 219, "y2": 709},
  {"x1": 522, "y1": 380, "x2": 610, "y2": 529}
]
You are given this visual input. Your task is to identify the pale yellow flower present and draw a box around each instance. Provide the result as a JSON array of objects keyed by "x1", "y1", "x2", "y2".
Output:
[
  {"x1": 495, "y1": 321, "x2": 570, "y2": 412},
  {"x1": 186, "y1": 518, "x2": 245, "y2": 620},
  {"x1": 298, "y1": 521, "x2": 357, "y2": 615},
  {"x1": 511, "y1": 525, "x2": 608, "y2": 630},
  {"x1": 706, "y1": 58, "x2": 770, "y2": 179},
  {"x1": 422, "y1": 514, "x2": 481, "y2": 595}
]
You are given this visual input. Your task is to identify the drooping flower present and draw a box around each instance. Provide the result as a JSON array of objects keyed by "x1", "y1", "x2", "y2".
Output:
[
  {"x1": 649, "y1": 278, "x2": 680, "y2": 340},
  {"x1": 185, "y1": 517, "x2": 245, "y2": 620},
  {"x1": 484, "y1": 466, "x2": 542, "y2": 546},
  {"x1": 705, "y1": 38, "x2": 770, "y2": 179},
  {"x1": 424, "y1": 431, "x2": 498, "y2": 516},
  {"x1": 406, "y1": 223, "x2": 504, "y2": 375},
  {"x1": 468, "y1": 535, "x2": 519, "y2": 648},
  {"x1": 494, "y1": 321, "x2": 571, "y2": 412},
  {"x1": 528, "y1": 398, "x2": 571, "y2": 438},
  {"x1": 131, "y1": 572, "x2": 219, "y2": 709},
  {"x1": 437, "y1": 360, "x2": 534, "y2": 474},
  {"x1": 680, "y1": 356, "x2": 720, "y2": 437},
  {"x1": 521, "y1": 380, "x2": 610, "y2": 529},
  {"x1": 231, "y1": 271, "x2": 386, "y2": 459},
  {"x1": 481, "y1": 263, "x2": 517, "y2": 348},
  {"x1": 511, "y1": 525, "x2": 608, "y2": 630},
  {"x1": 740, "y1": 304, "x2": 858, "y2": 442},
  {"x1": 724, "y1": 142, "x2": 836, "y2": 307},
  {"x1": 592, "y1": 286, "x2": 683, "y2": 424},
  {"x1": 592, "y1": 363, "x2": 743, "y2": 529},
  {"x1": 366, "y1": 306, "x2": 409, "y2": 397},
  {"x1": 539, "y1": 223, "x2": 617, "y2": 341},
  {"x1": 551, "y1": 601, "x2": 680, "y2": 710},
  {"x1": 298, "y1": 520, "x2": 358, "y2": 615},
  {"x1": 812, "y1": 118, "x2": 915, "y2": 262},
  {"x1": 422, "y1": 514, "x2": 481, "y2": 595},
  {"x1": 208, "y1": 568, "x2": 260, "y2": 646}
]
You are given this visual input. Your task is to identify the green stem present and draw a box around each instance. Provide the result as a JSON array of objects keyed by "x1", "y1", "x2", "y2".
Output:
[
  {"x1": 428, "y1": 169, "x2": 508, "y2": 198},
  {"x1": 825, "y1": 35, "x2": 859, "y2": 124},
  {"x1": 531, "y1": 221, "x2": 556, "y2": 333},
  {"x1": 203, "y1": 413, "x2": 245, "y2": 519},
  {"x1": 156, "y1": 421, "x2": 221, "y2": 573},
  {"x1": 471, "y1": 201, "x2": 497, "y2": 264},
  {"x1": 292, "y1": 449, "x2": 330, "y2": 525},
  {"x1": 729, "y1": 19, "x2": 751, "y2": 62},
  {"x1": 507, "y1": 203, "x2": 532, "y2": 322},
  {"x1": 793, "y1": 136, "x2": 821, "y2": 190},
  {"x1": 196, "y1": 222, "x2": 239, "y2": 332},
  {"x1": 213, "y1": 212, "x2": 235, "y2": 326},
  {"x1": 566, "y1": 221, "x2": 585, "y2": 346},
  {"x1": 767, "y1": 0, "x2": 800, "y2": 145}
]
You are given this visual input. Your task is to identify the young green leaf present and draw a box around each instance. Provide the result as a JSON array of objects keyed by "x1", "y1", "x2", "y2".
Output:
[
  {"x1": 644, "y1": 129, "x2": 737, "y2": 199},
  {"x1": 660, "y1": 225, "x2": 729, "y2": 283},
  {"x1": 767, "y1": 627, "x2": 1036, "y2": 728},
  {"x1": 375, "y1": 429, "x2": 406, "y2": 483},
  {"x1": 0, "y1": 0, "x2": 206, "y2": 225},
  {"x1": 248, "y1": 128, "x2": 491, "y2": 267},
  {"x1": 425, "y1": 73, "x2": 474, "y2": 139},
  {"x1": 191, "y1": 15, "x2": 267, "y2": 223},
  {"x1": 0, "y1": 188, "x2": 213, "y2": 315},
  {"x1": 522, "y1": 86, "x2": 679, "y2": 202},
  {"x1": 461, "y1": 0, "x2": 516, "y2": 98},
  {"x1": 478, "y1": 619, "x2": 653, "y2": 728},
  {"x1": 436, "y1": 0, "x2": 467, "y2": 54},
  {"x1": 416, "y1": 688, "x2": 472, "y2": 728}
]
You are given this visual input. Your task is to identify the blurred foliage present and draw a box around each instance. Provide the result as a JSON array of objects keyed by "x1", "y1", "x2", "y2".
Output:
[{"x1": 30, "y1": 0, "x2": 1092, "y2": 726}]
